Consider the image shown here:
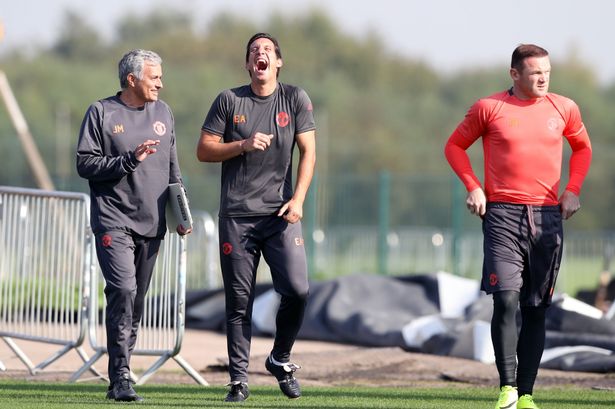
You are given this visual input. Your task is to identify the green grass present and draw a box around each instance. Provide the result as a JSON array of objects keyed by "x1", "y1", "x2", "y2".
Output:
[{"x1": 0, "y1": 381, "x2": 613, "y2": 408}]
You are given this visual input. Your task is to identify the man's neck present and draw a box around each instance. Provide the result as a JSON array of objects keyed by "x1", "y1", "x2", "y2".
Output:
[
  {"x1": 511, "y1": 85, "x2": 543, "y2": 101},
  {"x1": 250, "y1": 81, "x2": 277, "y2": 97},
  {"x1": 119, "y1": 90, "x2": 145, "y2": 108}
]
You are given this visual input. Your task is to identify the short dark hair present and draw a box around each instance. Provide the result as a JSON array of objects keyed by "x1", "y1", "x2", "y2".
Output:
[
  {"x1": 118, "y1": 49, "x2": 162, "y2": 89},
  {"x1": 511, "y1": 44, "x2": 549, "y2": 71},
  {"x1": 245, "y1": 32, "x2": 282, "y2": 62}
]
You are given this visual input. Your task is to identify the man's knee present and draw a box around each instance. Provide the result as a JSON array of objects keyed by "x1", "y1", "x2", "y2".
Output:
[
  {"x1": 520, "y1": 305, "x2": 546, "y2": 323},
  {"x1": 493, "y1": 290, "x2": 520, "y2": 313},
  {"x1": 105, "y1": 282, "x2": 136, "y2": 304},
  {"x1": 285, "y1": 279, "x2": 309, "y2": 301},
  {"x1": 280, "y1": 285, "x2": 309, "y2": 308}
]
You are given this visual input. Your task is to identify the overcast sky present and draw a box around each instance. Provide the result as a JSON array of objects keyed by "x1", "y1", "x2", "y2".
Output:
[{"x1": 2, "y1": 0, "x2": 614, "y2": 83}]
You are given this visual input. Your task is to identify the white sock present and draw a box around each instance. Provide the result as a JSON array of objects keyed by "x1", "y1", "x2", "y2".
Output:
[{"x1": 269, "y1": 354, "x2": 288, "y2": 366}]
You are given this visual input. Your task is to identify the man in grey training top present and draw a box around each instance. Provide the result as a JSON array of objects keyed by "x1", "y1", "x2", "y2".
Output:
[
  {"x1": 197, "y1": 32, "x2": 316, "y2": 402},
  {"x1": 76, "y1": 49, "x2": 190, "y2": 402}
]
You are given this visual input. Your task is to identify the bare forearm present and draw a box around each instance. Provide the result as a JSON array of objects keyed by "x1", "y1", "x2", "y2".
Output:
[
  {"x1": 293, "y1": 149, "x2": 315, "y2": 204},
  {"x1": 196, "y1": 139, "x2": 244, "y2": 162}
]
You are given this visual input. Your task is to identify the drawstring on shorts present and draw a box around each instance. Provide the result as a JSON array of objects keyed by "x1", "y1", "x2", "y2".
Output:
[{"x1": 526, "y1": 205, "x2": 537, "y2": 237}]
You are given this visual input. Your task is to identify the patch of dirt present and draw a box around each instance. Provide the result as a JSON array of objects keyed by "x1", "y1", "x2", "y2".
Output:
[{"x1": 246, "y1": 347, "x2": 615, "y2": 390}]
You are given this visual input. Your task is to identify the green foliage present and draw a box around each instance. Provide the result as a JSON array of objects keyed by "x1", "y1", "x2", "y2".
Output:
[
  {"x1": 1, "y1": 7, "x2": 614, "y2": 229},
  {"x1": 51, "y1": 11, "x2": 107, "y2": 61}
]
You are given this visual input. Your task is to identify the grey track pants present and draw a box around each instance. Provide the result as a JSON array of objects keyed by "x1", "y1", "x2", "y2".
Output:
[
  {"x1": 95, "y1": 230, "x2": 161, "y2": 385},
  {"x1": 218, "y1": 216, "x2": 309, "y2": 382}
]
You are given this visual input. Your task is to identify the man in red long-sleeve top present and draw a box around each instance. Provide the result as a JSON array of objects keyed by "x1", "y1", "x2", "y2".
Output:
[{"x1": 445, "y1": 44, "x2": 592, "y2": 409}]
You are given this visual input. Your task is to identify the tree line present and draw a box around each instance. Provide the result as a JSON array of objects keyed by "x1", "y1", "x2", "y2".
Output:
[{"x1": 1, "y1": 8, "x2": 614, "y2": 230}]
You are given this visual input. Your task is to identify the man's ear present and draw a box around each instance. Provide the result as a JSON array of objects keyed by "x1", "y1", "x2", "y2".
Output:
[
  {"x1": 127, "y1": 73, "x2": 137, "y2": 87},
  {"x1": 509, "y1": 67, "x2": 519, "y2": 81}
]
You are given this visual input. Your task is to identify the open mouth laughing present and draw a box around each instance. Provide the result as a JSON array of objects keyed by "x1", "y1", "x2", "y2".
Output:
[{"x1": 256, "y1": 58, "x2": 269, "y2": 72}]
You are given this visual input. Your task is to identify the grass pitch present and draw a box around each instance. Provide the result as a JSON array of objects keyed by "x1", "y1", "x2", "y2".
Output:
[{"x1": 0, "y1": 381, "x2": 612, "y2": 408}]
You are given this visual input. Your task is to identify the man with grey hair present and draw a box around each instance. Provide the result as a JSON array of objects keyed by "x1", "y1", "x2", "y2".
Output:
[{"x1": 77, "y1": 49, "x2": 190, "y2": 402}]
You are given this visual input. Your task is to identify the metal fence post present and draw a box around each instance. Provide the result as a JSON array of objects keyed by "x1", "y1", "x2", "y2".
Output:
[
  {"x1": 451, "y1": 176, "x2": 464, "y2": 275},
  {"x1": 305, "y1": 172, "x2": 317, "y2": 279},
  {"x1": 378, "y1": 170, "x2": 390, "y2": 275}
]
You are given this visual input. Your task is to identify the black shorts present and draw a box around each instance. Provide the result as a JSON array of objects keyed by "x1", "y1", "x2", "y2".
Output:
[{"x1": 482, "y1": 202, "x2": 563, "y2": 307}]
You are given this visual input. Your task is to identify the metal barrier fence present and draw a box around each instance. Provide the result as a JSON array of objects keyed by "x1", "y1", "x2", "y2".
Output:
[
  {"x1": 309, "y1": 226, "x2": 480, "y2": 278},
  {"x1": 186, "y1": 211, "x2": 220, "y2": 290},
  {"x1": 0, "y1": 186, "x2": 92, "y2": 374},
  {"x1": 310, "y1": 225, "x2": 614, "y2": 296},
  {"x1": 185, "y1": 214, "x2": 615, "y2": 299},
  {"x1": 0, "y1": 186, "x2": 211, "y2": 386}
]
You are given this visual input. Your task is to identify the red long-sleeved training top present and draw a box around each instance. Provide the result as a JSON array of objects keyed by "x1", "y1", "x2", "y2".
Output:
[{"x1": 444, "y1": 90, "x2": 592, "y2": 205}]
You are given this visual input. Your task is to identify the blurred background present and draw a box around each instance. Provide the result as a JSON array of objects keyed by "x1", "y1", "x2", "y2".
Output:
[{"x1": 2, "y1": 0, "x2": 614, "y2": 299}]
